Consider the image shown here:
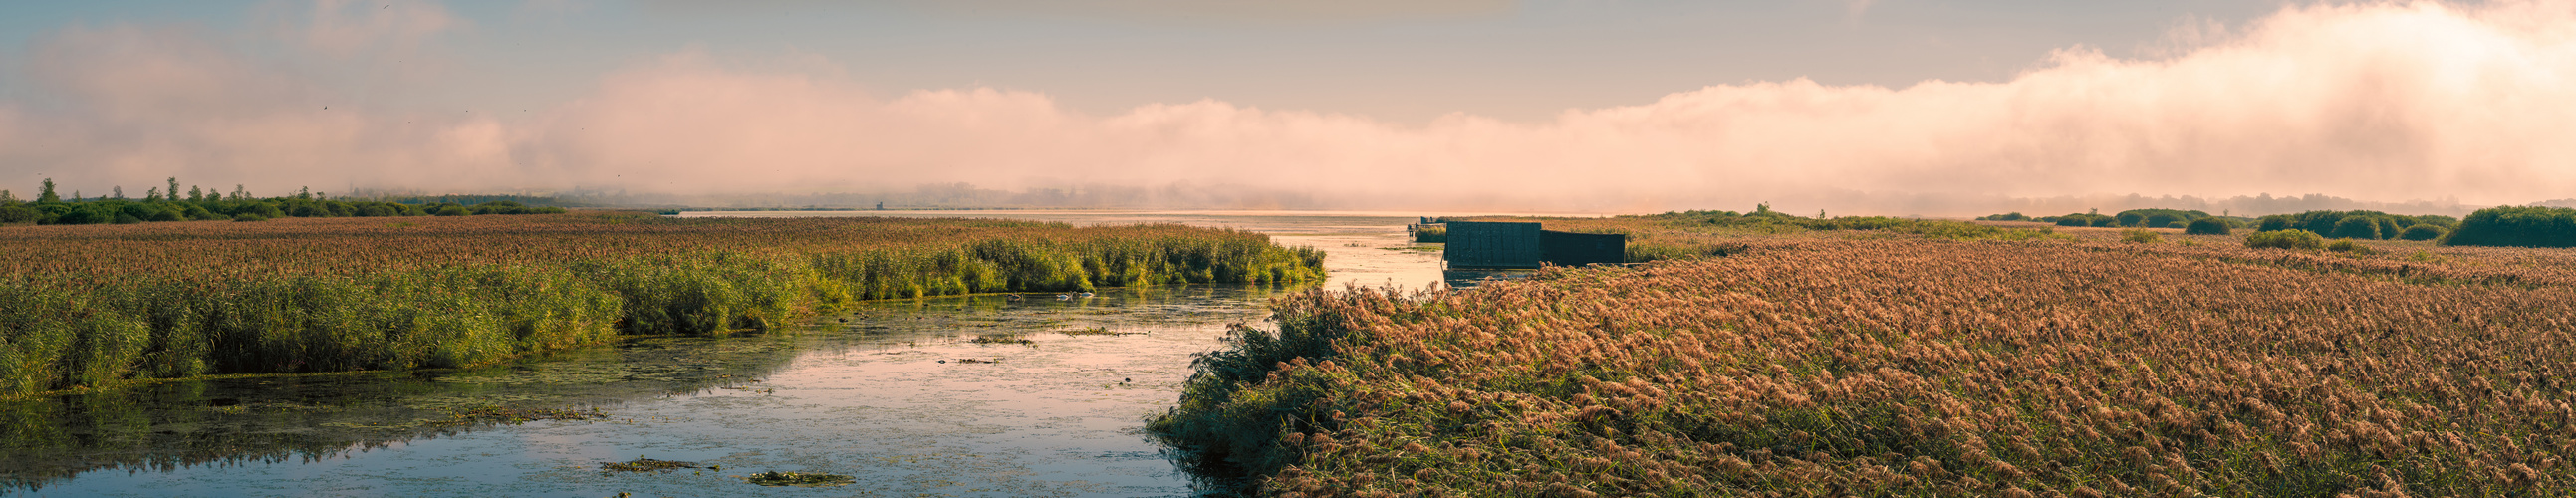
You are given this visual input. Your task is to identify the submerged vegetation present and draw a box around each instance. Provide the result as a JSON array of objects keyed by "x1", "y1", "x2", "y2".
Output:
[
  {"x1": 1159, "y1": 215, "x2": 2576, "y2": 496},
  {"x1": 0, "y1": 212, "x2": 1323, "y2": 396},
  {"x1": 742, "y1": 470, "x2": 857, "y2": 487}
]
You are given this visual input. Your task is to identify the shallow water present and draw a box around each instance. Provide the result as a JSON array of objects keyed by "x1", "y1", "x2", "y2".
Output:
[{"x1": 0, "y1": 211, "x2": 1447, "y2": 497}]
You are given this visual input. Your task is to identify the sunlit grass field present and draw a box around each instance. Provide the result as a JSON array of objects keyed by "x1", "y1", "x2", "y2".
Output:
[
  {"x1": 0, "y1": 212, "x2": 1324, "y2": 396},
  {"x1": 1159, "y1": 216, "x2": 2576, "y2": 496}
]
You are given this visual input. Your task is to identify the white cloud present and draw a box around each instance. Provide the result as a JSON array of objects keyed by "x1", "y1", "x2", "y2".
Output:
[{"x1": 6, "y1": 1, "x2": 2576, "y2": 214}]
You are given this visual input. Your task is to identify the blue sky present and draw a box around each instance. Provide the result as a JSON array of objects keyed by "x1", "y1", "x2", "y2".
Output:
[{"x1": 1, "y1": 1, "x2": 2568, "y2": 214}]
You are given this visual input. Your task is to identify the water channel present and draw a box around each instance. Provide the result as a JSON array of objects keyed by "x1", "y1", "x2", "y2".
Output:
[{"x1": 0, "y1": 211, "x2": 1454, "y2": 497}]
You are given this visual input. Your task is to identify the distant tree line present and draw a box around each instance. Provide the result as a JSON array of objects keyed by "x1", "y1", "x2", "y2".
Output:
[
  {"x1": 2233, "y1": 207, "x2": 2576, "y2": 247},
  {"x1": 0, "y1": 178, "x2": 565, "y2": 226},
  {"x1": 2251, "y1": 210, "x2": 2456, "y2": 241},
  {"x1": 1983, "y1": 208, "x2": 2253, "y2": 234},
  {"x1": 2434, "y1": 206, "x2": 2576, "y2": 247}
]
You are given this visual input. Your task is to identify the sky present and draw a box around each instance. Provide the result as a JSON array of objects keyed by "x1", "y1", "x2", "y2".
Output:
[{"x1": 1, "y1": 0, "x2": 2570, "y2": 214}]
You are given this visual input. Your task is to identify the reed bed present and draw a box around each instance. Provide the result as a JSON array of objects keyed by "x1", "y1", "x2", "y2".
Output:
[
  {"x1": 0, "y1": 212, "x2": 1323, "y2": 396},
  {"x1": 1158, "y1": 230, "x2": 2576, "y2": 497}
]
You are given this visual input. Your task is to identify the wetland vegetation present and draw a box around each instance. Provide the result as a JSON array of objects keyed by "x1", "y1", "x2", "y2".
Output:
[
  {"x1": 0, "y1": 212, "x2": 1324, "y2": 397},
  {"x1": 1159, "y1": 211, "x2": 2576, "y2": 496}
]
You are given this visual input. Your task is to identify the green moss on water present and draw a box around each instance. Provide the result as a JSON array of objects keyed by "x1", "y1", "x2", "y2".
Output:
[{"x1": 742, "y1": 471, "x2": 855, "y2": 487}]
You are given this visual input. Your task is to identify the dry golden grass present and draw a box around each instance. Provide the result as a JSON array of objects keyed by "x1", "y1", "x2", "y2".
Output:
[{"x1": 1161, "y1": 228, "x2": 2576, "y2": 497}]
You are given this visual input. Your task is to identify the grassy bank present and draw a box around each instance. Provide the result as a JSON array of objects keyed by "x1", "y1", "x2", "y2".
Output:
[
  {"x1": 0, "y1": 212, "x2": 1323, "y2": 396},
  {"x1": 1157, "y1": 222, "x2": 2576, "y2": 496}
]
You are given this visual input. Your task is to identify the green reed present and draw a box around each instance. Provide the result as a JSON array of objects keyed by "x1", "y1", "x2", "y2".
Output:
[{"x1": 0, "y1": 216, "x2": 1325, "y2": 397}]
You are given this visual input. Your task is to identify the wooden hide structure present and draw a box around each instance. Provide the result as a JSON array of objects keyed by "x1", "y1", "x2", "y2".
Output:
[{"x1": 1441, "y1": 221, "x2": 1626, "y2": 269}]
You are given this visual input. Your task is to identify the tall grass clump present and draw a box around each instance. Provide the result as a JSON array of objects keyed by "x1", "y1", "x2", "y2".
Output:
[
  {"x1": 0, "y1": 214, "x2": 1325, "y2": 396},
  {"x1": 1410, "y1": 225, "x2": 1446, "y2": 243},
  {"x1": 1159, "y1": 236, "x2": 2576, "y2": 496}
]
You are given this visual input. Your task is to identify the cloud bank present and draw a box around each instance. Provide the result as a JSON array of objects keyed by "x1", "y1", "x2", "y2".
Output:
[{"x1": 3, "y1": 1, "x2": 2573, "y2": 215}]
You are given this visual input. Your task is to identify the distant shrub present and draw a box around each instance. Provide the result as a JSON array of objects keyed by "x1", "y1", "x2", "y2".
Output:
[
  {"x1": 2245, "y1": 229, "x2": 2325, "y2": 250},
  {"x1": 0, "y1": 204, "x2": 35, "y2": 224},
  {"x1": 2120, "y1": 229, "x2": 2162, "y2": 243},
  {"x1": 2329, "y1": 217, "x2": 2381, "y2": 240},
  {"x1": 1977, "y1": 212, "x2": 2030, "y2": 221},
  {"x1": 2257, "y1": 216, "x2": 2289, "y2": 232},
  {"x1": 435, "y1": 205, "x2": 471, "y2": 216},
  {"x1": 2398, "y1": 224, "x2": 2446, "y2": 241},
  {"x1": 2184, "y1": 217, "x2": 2231, "y2": 235},
  {"x1": 2326, "y1": 239, "x2": 2375, "y2": 254},
  {"x1": 232, "y1": 213, "x2": 268, "y2": 222},
  {"x1": 2441, "y1": 206, "x2": 2576, "y2": 247},
  {"x1": 2052, "y1": 213, "x2": 2116, "y2": 227}
]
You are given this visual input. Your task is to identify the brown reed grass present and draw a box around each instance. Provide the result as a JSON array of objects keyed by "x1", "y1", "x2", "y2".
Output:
[{"x1": 1159, "y1": 228, "x2": 2576, "y2": 496}]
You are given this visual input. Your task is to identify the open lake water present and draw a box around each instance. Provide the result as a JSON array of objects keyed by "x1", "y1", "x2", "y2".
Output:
[{"x1": 0, "y1": 211, "x2": 1454, "y2": 497}]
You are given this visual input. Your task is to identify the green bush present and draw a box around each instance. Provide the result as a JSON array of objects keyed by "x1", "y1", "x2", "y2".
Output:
[
  {"x1": 231, "y1": 213, "x2": 268, "y2": 222},
  {"x1": 2329, "y1": 217, "x2": 2381, "y2": 240},
  {"x1": 2052, "y1": 213, "x2": 2117, "y2": 227},
  {"x1": 2398, "y1": 224, "x2": 2446, "y2": 241},
  {"x1": 2184, "y1": 217, "x2": 2231, "y2": 235},
  {"x1": 2245, "y1": 229, "x2": 2325, "y2": 250},
  {"x1": 0, "y1": 205, "x2": 36, "y2": 224},
  {"x1": 2121, "y1": 229, "x2": 2162, "y2": 243},
  {"x1": 2326, "y1": 239, "x2": 2374, "y2": 254},
  {"x1": 2441, "y1": 206, "x2": 2576, "y2": 247}
]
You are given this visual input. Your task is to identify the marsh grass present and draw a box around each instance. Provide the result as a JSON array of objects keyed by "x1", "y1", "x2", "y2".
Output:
[
  {"x1": 0, "y1": 212, "x2": 1324, "y2": 396},
  {"x1": 1159, "y1": 229, "x2": 2576, "y2": 496}
]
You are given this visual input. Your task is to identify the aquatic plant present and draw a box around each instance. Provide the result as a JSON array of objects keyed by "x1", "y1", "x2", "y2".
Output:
[
  {"x1": 602, "y1": 458, "x2": 702, "y2": 472},
  {"x1": 743, "y1": 471, "x2": 855, "y2": 487}
]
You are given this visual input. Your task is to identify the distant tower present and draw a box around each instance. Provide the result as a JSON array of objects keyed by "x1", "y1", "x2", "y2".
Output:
[{"x1": 876, "y1": 201, "x2": 885, "y2": 210}]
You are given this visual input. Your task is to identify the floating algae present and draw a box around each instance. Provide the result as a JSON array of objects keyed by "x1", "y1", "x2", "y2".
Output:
[
  {"x1": 742, "y1": 470, "x2": 855, "y2": 487},
  {"x1": 1058, "y1": 327, "x2": 1145, "y2": 337},
  {"x1": 601, "y1": 457, "x2": 703, "y2": 473}
]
